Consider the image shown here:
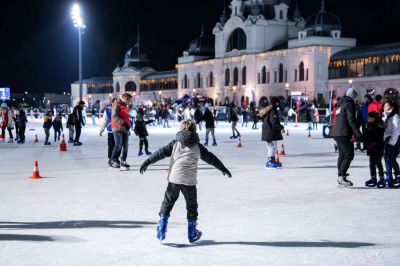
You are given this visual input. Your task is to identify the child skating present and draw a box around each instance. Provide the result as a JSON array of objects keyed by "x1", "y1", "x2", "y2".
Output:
[
  {"x1": 134, "y1": 114, "x2": 154, "y2": 156},
  {"x1": 364, "y1": 112, "x2": 386, "y2": 188},
  {"x1": 139, "y1": 120, "x2": 232, "y2": 243}
]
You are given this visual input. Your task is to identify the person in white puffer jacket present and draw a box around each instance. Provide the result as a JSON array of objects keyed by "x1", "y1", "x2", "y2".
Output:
[{"x1": 382, "y1": 101, "x2": 400, "y2": 188}]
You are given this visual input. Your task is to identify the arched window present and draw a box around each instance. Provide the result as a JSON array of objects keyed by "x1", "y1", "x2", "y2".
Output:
[
  {"x1": 116, "y1": 82, "x2": 120, "y2": 93},
  {"x1": 183, "y1": 74, "x2": 188, "y2": 88},
  {"x1": 299, "y1": 62, "x2": 305, "y2": 81},
  {"x1": 233, "y1": 67, "x2": 239, "y2": 86},
  {"x1": 279, "y1": 10, "x2": 284, "y2": 20},
  {"x1": 261, "y1": 66, "x2": 267, "y2": 84},
  {"x1": 209, "y1": 72, "x2": 214, "y2": 87},
  {"x1": 227, "y1": 28, "x2": 247, "y2": 52},
  {"x1": 278, "y1": 64, "x2": 284, "y2": 83},
  {"x1": 225, "y1": 68, "x2": 230, "y2": 86},
  {"x1": 125, "y1": 81, "x2": 137, "y2": 92},
  {"x1": 196, "y1": 73, "x2": 201, "y2": 88},
  {"x1": 242, "y1": 66, "x2": 247, "y2": 85}
]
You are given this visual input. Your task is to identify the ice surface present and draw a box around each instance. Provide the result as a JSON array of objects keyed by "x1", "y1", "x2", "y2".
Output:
[{"x1": 0, "y1": 120, "x2": 399, "y2": 266}]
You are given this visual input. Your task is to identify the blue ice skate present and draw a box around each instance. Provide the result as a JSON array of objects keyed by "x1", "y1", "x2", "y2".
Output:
[
  {"x1": 204, "y1": 140, "x2": 208, "y2": 146},
  {"x1": 265, "y1": 159, "x2": 281, "y2": 170},
  {"x1": 188, "y1": 219, "x2": 202, "y2": 243},
  {"x1": 157, "y1": 214, "x2": 169, "y2": 242}
]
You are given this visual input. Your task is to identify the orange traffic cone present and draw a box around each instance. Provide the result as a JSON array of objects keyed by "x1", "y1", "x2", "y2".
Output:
[
  {"x1": 286, "y1": 130, "x2": 289, "y2": 136},
  {"x1": 275, "y1": 150, "x2": 280, "y2": 164},
  {"x1": 236, "y1": 138, "x2": 242, "y2": 148},
  {"x1": 279, "y1": 144, "x2": 286, "y2": 156},
  {"x1": 30, "y1": 161, "x2": 42, "y2": 179},
  {"x1": 34, "y1": 134, "x2": 39, "y2": 143},
  {"x1": 308, "y1": 129, "x2": 311, "y2": 138},
  {"x1": 59, "y1": 134, "x2": 67, "y2": 152}
]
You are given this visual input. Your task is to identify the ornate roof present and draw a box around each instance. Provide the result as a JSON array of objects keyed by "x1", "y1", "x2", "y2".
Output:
[
  {"x1": 187, "y1": 25, "x2": 214, "y2": 57},
  {"x1": 304, "y1": 0, "x2": 342, "y2": 37}
]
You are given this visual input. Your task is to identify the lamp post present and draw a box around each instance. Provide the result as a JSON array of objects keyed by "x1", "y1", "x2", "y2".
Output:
[
  {"x1": 285, "y1": 83, "x2": 292, "y2": 108},
  {"x1": 71, "y1": 3, "x2": 86, "y2": 102},
  {"x1": 233, "y1": 86, "x2": 237, "y2": 106}
]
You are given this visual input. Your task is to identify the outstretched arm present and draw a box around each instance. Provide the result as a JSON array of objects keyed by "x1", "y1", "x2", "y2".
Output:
[
  {"x1": 199, "y1": 144, "x2": 232, "y2": 177},
  {"x1": 140, "y1": 140, "x2": 176, "y2": 174}
]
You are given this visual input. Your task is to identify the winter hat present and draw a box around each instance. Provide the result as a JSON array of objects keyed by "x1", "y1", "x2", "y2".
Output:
[
  {"x1": 345, "y1": 87, "x2": 358, "y2": 98},
  {"x1": 1, "y1": 103, "x2": 7, "y2": 108}
]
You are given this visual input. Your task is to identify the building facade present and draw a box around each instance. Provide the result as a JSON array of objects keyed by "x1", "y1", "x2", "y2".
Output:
[
  {"x1": 177, "y1": 0, "x2": 356, "y2": 107},
  {"x1": 71, "y1": 0, "x2": 400, "y2": 108}
]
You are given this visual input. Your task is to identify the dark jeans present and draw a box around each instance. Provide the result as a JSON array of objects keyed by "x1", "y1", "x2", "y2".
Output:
[
  {"x1": 111, "y1": 131, "x2": 129, "y2": 162},
  {"x1": 139, "y1": 137, "x2": 149, "y2": 152},
  {"x1": 54, "y1": 129, "x2": 61, "y2": 142},
  {"x1": 107, "y1": 132, "x2": 118, "y2": 160},
  {"x1": 1, "y1": 125, "x2": 13, "y2": 139},
  {"x1": 19, "y1": 125, "x2": 26, "y2": 141},
  {"x1": 334, "y1": 137, "x2": 355, "y2": 176},
  {"x1": 369, "y1": 154, "x2": 384, "y2": 178},
  {"x1": 44, "y1": 128, "x2": 50, "y2": 142},
  {"x1": 74, "y1": 125, "x2": 82, "y2": 142},
  {"x1": 160, "y1": 182, "x2": 198, "y2": 220},
  {"x1": 384, "y1": 138, "x2": 400, "y2": 178}
]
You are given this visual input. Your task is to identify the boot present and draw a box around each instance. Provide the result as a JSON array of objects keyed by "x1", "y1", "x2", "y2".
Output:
[
  {"x1": 120, "y1": 161, "x2": 130, "y2": 171},
  {"x1": 377, "y1": 177, "x2": 386, "y2": 189},
  {"x1": 212, "y1": 140, "x2": 217, "y2": 146},
  {"x1": 365, "y1": 177, "x2": 377, "y2": 187},
  {"x1": 386, "y1": 175, "x2": 395, "y2": 188},
  {"x1": 145, "y1": 151, "x2": 152, "y2": 156},
  {"x1": 338, "y1": 175, "x2": 353, "y2": 187},
  {"x1": 187, "y1": 219, "x2": 202, "y2": 243},
  {"x1": 138, "y1": 151, "x2": 144, "y2": 156},
  {"x1": 265, "y1": 157, "x2": 278, "y2": 170},
  {"x1": 157, "y1": 214, "x2": 169, "y2": 242},
  {"x1": 204, "y1": 140, "x2": 208, "y2": 146}
]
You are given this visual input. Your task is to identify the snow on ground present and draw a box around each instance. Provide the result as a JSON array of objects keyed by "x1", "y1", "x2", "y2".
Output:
[{"x1": 0, "y1": 120, "x2": 399, "y2": 266}]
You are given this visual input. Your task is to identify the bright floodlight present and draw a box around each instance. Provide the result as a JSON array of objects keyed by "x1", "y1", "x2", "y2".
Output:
[{"x1": 71, "y1": 3, "x2": 86, "y2": 29}]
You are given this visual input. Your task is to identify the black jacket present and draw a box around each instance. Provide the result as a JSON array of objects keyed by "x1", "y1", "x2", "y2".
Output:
[
  {"x1": 18, "y1": 110, "x2": 28, "y2": 127},
  {"x1": 134, "y1": 120, "x2": 153, "y2": 138},
  {"x1": 364, "y1": 121, "x2": 385, "y2": 156},
  {"x1": 73, "y1": 105, "x2": 83, "y2": 126},
  {"x1": 229, "y1": 107, "x2": 238, "y2": 122},
  {"x1": 332, "y1": 96, "x2": 362, "y2": 138},
  {"x1": 52, "y1": 119, "x2": 63, "y2": 131},
  {"x1": 261, "y1": 105, "x2": 284, "y2": 142},
  {"x1": 143, "y1": 131, "x2": 228, "y2": 173},
  {"x1": 197, "y1": 109, "x2": 215, "y2": 128}
]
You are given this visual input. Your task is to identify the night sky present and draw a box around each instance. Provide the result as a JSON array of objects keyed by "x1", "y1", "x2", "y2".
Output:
[{"x1": 0, "y1": 0, "x2": 399, "y2": 94}]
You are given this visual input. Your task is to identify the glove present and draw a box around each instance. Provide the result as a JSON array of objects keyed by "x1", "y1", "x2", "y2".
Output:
[
  {"x1": 140, "y1": 161, "x2": 150, "y2": 174},
  {"x1": 222, "y1": 169, "x2": 232, "y2": 178}
]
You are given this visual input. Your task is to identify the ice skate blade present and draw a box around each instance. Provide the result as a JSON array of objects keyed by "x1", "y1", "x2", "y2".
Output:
[
  {"x1": 264, "y1": 167, "x2": 280, "y2": 170},
  {"x1": 189, "y1": 231, "x2": 202, "y2": 244},
  {"x1": 337, "y1": 184, "x2": 353, "y2": 189},
  {"x1": 120, "y1": 167, "x2": 130, "y2": 171}
]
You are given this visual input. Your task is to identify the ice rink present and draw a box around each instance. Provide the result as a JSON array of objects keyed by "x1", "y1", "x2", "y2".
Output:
[{"x1": 0, "y1": 120, "x2": 399, "y2": 266}]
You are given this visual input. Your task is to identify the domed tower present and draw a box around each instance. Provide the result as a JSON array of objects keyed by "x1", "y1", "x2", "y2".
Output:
[
  {"x1": 178, "y1": 24, "x2": 215, "y2": 64},
  {"x1": 289, "y1": 0, "x2": 356, "y2": 53},
  {"x1": 304, "y1": 0, "x2": 342, "y2": 37},
  {"x1": 123, "y1": 27, "x2": 150, "y2": 69},
  {"x1": 187, "y1": 24, "x2": 215, "y2": 57},
  {"x1": 113, "y1": 26, "x2": 155, "y2": 95}
]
